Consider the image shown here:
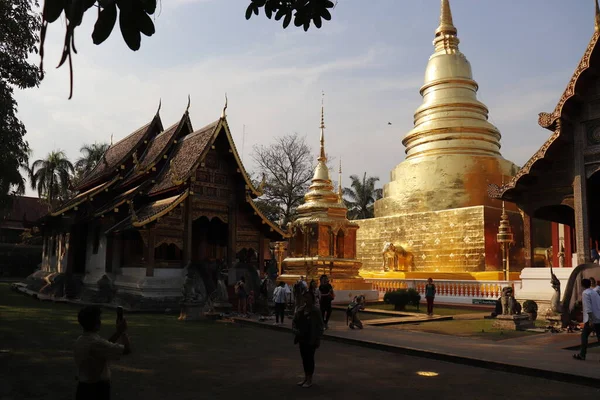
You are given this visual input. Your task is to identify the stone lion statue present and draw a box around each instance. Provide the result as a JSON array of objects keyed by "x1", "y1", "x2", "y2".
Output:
[{"x1": 382, "y1": 242, "x2": 413, "y2": 272}]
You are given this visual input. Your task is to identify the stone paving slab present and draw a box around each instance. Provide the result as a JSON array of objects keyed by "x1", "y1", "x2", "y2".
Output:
[{"x1": 234, "y1": 317, "x2": 600, "y2": 387}]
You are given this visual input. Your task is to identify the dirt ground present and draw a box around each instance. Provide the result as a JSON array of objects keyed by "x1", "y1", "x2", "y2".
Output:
[{"x1": 1, "y1": 284, "x2": 599, "y2": 400}]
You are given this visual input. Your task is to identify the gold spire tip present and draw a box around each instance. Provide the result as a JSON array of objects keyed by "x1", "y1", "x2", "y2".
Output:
[
  {"x1": 319, "y1": 92, "x2": 326, "y2": 161},
  {"x1": 436, "y1": 0, "x2": 457, "y2": 36}
]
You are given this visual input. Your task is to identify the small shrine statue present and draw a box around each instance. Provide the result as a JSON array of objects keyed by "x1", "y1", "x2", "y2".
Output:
[{"x1": 500, "y1": 286, "x2": 521, "y2": 315}]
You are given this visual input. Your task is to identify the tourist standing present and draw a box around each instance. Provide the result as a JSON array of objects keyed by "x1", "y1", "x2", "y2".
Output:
[
  {"x1": 318, "y1": 275, "x2": 335, "y2": 329},
  {"x1": 73, "y1": 306, "x2": 132, "y2": 400},
  {"x1": 273, "y1": 282, "x2": 287, "y2": 325},
  {"x1": 573, "y1": 279, "x2": 600, "y2": 360},
  {"x1": 292, "y1": 289, "x2": 324, "y2": 388},
  {"x1": 235, "y1": 277, "x2": 248, "y2": 315},
  {"x1": 425, "y1": 278, "x2": 436, "y2": 316},
  {"x1": 309, "y1": 279, "x2": 320, "y2": 309}
]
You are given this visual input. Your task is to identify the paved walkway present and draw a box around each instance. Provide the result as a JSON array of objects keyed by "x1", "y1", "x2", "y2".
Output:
[{"x1": 235, "y1": 316, "x2": 600, "y2": 387}]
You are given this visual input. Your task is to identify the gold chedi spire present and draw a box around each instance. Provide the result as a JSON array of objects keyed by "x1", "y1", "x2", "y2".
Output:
[
  {"x1": 434, "y1": 0, "x2": 459, "y2": 53},
  {"x1": 403, "y1": 0, "x2": 501, "y2": 160},
  {"x1": 373, "y1": 0, "x2": 517, "y2": 217},
  {"x1": 338, "y1": 158, "x2": 343, "y2": 202},
  {"x1": 295, "y1": 96, "x2": 348, "y2": 221}
]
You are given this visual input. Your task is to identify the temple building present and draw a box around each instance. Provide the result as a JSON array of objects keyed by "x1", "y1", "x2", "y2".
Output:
[
  {"x1": 489, "y1": 2, "x2": 600, "y2": 303},
  {"x1": 281, "y1": 103, "x2": 377, "y2": 302},
  {"x1": 357, "y1": 0, "x2": 522, "y2": 280},
  {"x1": 35, "y1": 101, "x2": 285, "y2": 307}
]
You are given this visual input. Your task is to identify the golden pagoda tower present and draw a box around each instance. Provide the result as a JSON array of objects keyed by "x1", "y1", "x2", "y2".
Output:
[
  {"x1": 357, "y1": 0, "x2": 522, "y2": 279},
  {"x1": 281, "y1": 99, "x2": 376, "y2": 300}
]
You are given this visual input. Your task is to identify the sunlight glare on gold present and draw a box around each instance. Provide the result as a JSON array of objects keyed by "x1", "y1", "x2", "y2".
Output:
[{"x1": 416, "y1": 371, "x2": 439, "y2": 377}]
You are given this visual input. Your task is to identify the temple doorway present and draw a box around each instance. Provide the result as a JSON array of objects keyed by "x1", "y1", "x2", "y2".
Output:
[{"x1": 192, "y1": 216, "x2": 228, "y2": 263}]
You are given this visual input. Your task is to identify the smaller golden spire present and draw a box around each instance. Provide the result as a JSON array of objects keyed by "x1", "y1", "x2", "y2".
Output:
[
  {"x1": 319, "y1": 92, "x2": 326, "y2": 162},
  {"x1": 338, "y1": 158, "x2": 343, "y2": 202},
  {"x1": 594, "y1": 0, "x2": 600, "y2": 32}
]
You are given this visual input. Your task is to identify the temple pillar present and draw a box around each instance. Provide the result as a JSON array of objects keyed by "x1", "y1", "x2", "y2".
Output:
[
  {"x1": 146, "y1": 228, "x2": 156, "y2": 277},
  {"x1": 182, "y1": 196, "x2": 193, "y2": 266},
  {"x1": 574, "y1": 123, "x2": 591, "y2": 265},
  {"x1": 227, "y1": 204, "x2": 237, "y2": 267},
  {"x1": 521, "y1": 211, "x2": 533, "y2": 268}
]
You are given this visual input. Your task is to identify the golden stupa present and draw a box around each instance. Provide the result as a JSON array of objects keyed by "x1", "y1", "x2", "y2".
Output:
[
  {"x1": 358, "y1": 0, "x2": 523, "y2": 280},
  {"x1": 281, "y1": 102, "x2": 374, "y2": 297}
]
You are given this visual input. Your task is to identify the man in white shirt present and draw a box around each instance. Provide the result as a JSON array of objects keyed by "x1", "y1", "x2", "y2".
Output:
[
  {"x1": 74, "y1": 306, "x2": 131, "y2": 399},
  {"x1": 573, "y1": 279, "x2": 600, "y2": 360},
  {"x1": 590, "y1": 277, "x2": 600, "y2": 295}
]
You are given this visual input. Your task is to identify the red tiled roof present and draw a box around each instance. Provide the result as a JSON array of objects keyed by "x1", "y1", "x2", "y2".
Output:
[
  {"x1": 148, "y1": 120, "x2": 219, "y2": 195},
  {"x1": 76, "y1": 117, "x2": 160, "y2": 190}
]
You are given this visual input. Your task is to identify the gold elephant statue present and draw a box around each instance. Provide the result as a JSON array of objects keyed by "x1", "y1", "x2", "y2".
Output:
[{"x1": 382, "y1": 242, "x2": 413, "y2": 272}]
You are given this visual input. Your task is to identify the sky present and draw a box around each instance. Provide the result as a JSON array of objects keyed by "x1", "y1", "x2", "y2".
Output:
[{"x1": 14, "y1": 0, "x2": 599, "y2": 197}]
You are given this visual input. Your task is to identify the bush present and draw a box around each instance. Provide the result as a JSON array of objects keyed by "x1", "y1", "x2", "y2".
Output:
[
  {"x1": 384, "y1": 288, "x2": 421, "y2": 311},
  {"x1": 522, "y1": 300, "x2": 538, "y2": 313}
]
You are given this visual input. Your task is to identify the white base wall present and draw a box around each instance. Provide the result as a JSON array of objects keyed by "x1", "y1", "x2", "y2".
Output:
[
  {"x1": 514, "y1": 267, "x2": 573, "y2": 302},
  {"x1": 112, "y1": 268, "x2": 186, "y2": 298}
]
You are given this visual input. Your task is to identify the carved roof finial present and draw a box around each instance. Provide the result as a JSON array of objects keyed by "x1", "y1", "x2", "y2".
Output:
[
  {"x1": 594, "y1": 0, "x2": 600, "y2": 32},
  {"x1": 221, "y1": 93, "x2": 228, "y2": 119},
  {"x1": 259, "y1": 173, "x2": 267, "y2": 192},
  {"x1": 110, "y1": 134, "x2": 113, "y2": 146},
  {"x1": 319, "y1": 91, "x2": 326, "y2": 162},
  {"x1": 186, "y1": 94, "x2": 191, "y2": 113},
  {"x1": 156, "y1": 98, "x2": 161, "y2": 117}
]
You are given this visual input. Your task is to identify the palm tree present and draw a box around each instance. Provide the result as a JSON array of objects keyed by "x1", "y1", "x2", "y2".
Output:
[
  {"x1": 343, "y1": 172, "x2": 383, "y2": 220},
  {"x1": 29, "y1": 150, "x2": 74, "y2": 205},
  {"x1": 75, "y1": 142, "x2": 110, "y2": 178}
]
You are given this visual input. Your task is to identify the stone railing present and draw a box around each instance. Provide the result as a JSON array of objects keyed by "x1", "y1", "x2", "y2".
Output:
[{"x1": 364, "y1": 278, "x2": 517, "y2": 305}]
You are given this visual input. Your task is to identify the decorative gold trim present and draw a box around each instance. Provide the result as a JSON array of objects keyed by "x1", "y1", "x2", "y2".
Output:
[
  {"x1": 132, "y1": 191, "x2": 189, "y2": 227},
  {"x1": 50, "y1": 176, "x2": 120, "y2": 216}
]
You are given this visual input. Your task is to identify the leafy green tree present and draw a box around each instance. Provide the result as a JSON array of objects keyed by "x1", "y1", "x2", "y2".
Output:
[
  {"x1": 343, "y1": 172, "x2": 383, "y2": 220},
  {"x1": 74, "y1": 142, "x2": 110, "y2": 180},
  {"x1": 0, "y1": 0, "x2": 41, "y2": 211},
  {"x1": 39, "y1": 0, "x2": 336, "y2": 97},
  {"x1": 29, "y1": 151, "x2": 75, "y2": 206}
]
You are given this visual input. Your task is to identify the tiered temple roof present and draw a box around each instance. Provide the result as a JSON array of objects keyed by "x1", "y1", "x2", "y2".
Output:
[
  {"x1": 46, "y1": 101, "x2": 285, "y2": 238},
  {"x1": 488, "y1": 5, "x2": 600, "y2": 202}
]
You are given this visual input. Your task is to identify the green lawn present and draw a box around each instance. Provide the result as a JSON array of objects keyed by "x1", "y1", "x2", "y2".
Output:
[
  {"x1": 384, "y1": 318, "x2": 545, "y2": 341},
  {"x1": 367, "y1": 303, "x2": 489, "y2": 316}
]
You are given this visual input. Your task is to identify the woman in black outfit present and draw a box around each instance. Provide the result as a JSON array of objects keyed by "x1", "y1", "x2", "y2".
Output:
[{"x1": 292, "y1": 289, "x2": 324, "y2": 388}]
